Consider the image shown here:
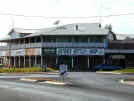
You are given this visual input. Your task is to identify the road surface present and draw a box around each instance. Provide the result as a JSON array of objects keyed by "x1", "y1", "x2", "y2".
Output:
[{"x1": 0, "y1": 72, "x2": 133, "y2": 101}]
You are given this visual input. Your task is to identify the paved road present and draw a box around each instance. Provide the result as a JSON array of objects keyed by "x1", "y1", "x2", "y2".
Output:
[{"x1": 0, "y1": 72, "x2": 134, "y2": 101}]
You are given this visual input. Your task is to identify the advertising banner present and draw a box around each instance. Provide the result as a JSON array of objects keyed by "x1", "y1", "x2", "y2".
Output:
[
  {"x1": 11, "y1": 49, "x2": 25, "y2": 56},
  {"x1": 25, "y1": 48, "x2": 41, "y2": 55},
  {"x1": 0, "y1": 51, "x2": 6, "y2": 56},
  {"x1": 57, "y1": 48, "x2": 104, "y2": 56},
  {"x1": 10, "y1": 48, "x2": 42, "y2": 56}
]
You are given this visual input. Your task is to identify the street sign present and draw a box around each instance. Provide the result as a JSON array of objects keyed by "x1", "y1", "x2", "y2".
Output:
[{"x1": 59, "y1": 64, "x2": 68, "y2": 82}]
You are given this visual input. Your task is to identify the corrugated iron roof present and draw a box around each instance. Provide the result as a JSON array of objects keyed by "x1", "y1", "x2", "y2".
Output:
[
  {"x1": 0, "y1": 28, "x2": 40, "y2": 41},
  {"x1": 8, "y1": 28, "x2": 40, "y2": 35},
  {"x1": 25, "y1": 23, "x2": 109, "y2": 37},
  {"x1": 116, "y1": 34, "x2": 134, "y2": 40},
  {"x1": 0, "y1": 23, "x2": 109, "y2": 41}
]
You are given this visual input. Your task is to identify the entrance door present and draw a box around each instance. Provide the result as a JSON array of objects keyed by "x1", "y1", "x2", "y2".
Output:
[
  {"x1": 120, "y1": 59, "x2": 125, "y2": 68},
  {"x1": 75, "y1": 56, "x2": 88, "y2": 71},
  {"x1": 59, "y1": 56, "x2": 72, "y2": 71}
]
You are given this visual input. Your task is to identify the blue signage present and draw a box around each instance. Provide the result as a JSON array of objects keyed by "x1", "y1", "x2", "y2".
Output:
[{"x1": 57, "y1": 48, "x2": 104, "y2": 55}]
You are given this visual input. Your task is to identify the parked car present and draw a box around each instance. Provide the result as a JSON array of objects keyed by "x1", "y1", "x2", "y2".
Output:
[{"x1": 95, "y1": 64, "x2": 123, "y2": 71}]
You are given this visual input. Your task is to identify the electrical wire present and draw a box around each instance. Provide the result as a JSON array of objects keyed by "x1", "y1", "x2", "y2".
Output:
[{"x1": 0, "y1": 13, "x2": 134, "y2": 19}]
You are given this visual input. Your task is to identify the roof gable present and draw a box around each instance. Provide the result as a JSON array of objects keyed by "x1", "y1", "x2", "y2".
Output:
[{"x1": 8, "y1": 28, "x2": 40, "y2": 35}]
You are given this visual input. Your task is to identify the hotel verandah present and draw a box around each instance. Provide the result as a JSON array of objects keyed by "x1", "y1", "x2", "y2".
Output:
[{"x1": 0, "y1": 23, "x2": 133, "y2": 71}]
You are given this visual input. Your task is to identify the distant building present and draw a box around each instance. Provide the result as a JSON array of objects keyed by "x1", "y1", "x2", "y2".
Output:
[
  {"x1": 106, "y1": 34, "x2": 134, "y2": 68},
  {"x1": 0, "y1": 23, "x2": 116, "y2": 71}
]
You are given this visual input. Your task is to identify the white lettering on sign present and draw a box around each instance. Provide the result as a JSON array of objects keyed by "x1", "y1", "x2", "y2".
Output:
[
  {"x1": 57, "y1": 48, "x2": 72, "y2": 55},
  {"x1": 57, "y1": 48, "x2": 104, "y2": 55}
]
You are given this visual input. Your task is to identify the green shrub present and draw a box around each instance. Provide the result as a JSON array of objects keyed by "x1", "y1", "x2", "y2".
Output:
[
  {"x1": 114, "y1": 68, "x2": 134, "y2": 73},
  {"x1": 46, "y1": 67, "x2": 56, "y2": 72},
  {"x1": 0, "y1": 67, "x2": 41, "y2": 73},
  {"x1": 0, "y1": 66, "x2": 57, "y2": 73}
]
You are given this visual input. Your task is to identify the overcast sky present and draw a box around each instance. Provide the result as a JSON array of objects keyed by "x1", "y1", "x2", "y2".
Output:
[{"x1": 0, "y1": 0, "x2": 134, "y2": 38}]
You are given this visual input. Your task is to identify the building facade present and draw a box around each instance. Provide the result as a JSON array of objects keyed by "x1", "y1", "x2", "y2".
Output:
[
  {"x1": 106, "y1": 39, "x2": 134, "y2": 68},
  {"x1": 0, "y1": 23, "x2": 116, "y2": 71}
]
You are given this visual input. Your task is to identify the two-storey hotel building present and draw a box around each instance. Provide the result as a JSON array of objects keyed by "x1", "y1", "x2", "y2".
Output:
[{"x1": 0, "y1": 23, "x2": 116, "y2": 71}]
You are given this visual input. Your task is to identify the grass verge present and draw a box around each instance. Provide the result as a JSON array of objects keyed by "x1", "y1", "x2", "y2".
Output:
[
  {"x1": 0, "y1": 67, "x2": 56, "y2": 73},
  {"x1": 113, "y1": 68, "x2": 134, "y2": 74}
]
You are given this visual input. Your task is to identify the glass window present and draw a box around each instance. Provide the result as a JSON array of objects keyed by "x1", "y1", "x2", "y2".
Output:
[
  {"x1": 88, "y1": 36, "x2": 105, "y2": 42},
  {"x1": 56, "y1": 36, "x2": 72, "y2": 42},
  {"x1": 45, "y1": 36, "x2": 56, "y2": 42},
  {"x1": 73, "y1": 36, "x2": 88, "y2": 42}
]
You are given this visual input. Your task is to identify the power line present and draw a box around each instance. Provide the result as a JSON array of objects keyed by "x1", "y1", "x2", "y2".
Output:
[
  {"x1": 0, "y1": 13, "x2": 134, "y2": 19},
  {"x1": 0, "y1": 13, "x2": 45, "y2": 18}
]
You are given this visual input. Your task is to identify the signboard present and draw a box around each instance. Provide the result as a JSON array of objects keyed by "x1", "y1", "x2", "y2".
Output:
[
  {"x1": 57, "y1": 48, "x2": 72, "y2": 55},
  {"x1": 59, "y1": 64, "x2": 68, "y2": 82},
  {"x1": 111, "y1": 55, "x2": 125, "y2": 59},
  {"x1": 36, "y1": 48, "x2": 42, "y2": 55},
  {"x1": 10, "y1": 48, "x2": 41, "y2": 56},
  {"x1": 11, "y1": 49, "x2": 25, "y2": 56},
  {"x1": 25, "y1": 48, "x2": 41, "y2": 55},
  {"x1": 6, "y1": 50, "x2": 10, "y2": 56},
  {"x1": 57, "y1": 48, "x2": 104, "y2": 56},
  {"x1": 0, "y1": 50, "x2": 10, "y2": 56},
  {"x1": 42, "y1": 48, "x2": 56, "y2": 54},
  {"x1": 0, "y1": 51, "x2": 6, "y2": 56}
]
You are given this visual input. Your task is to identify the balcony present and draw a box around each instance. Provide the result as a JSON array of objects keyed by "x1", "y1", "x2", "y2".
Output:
[
  {"x1": 0, "y1": 42, "x2": 104, "y2": 50},
  {"x1": 43, "y1": 42, "x2": 104, "y2": 48}
]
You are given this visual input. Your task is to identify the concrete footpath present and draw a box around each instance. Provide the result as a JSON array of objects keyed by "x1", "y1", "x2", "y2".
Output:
[
  {"x1": 1, "y1": 71, "x2": 134, "y2": 86},
  {"x1": 120, "y1": 78, "x2": 134, "y2": 86},
  {"x1": 96, "y1": 71, "x2": 134, "y2": 86},
  {"x1": 0, "y1": 72, "x2": 59, "y2": 75},
  {"x1": 20, "y1": 77, "x2": 67, "y2": 85},
  {"x1": 96, "y1": 71, "x2": 121, "y2": 75},
  {"x1": 17, "y1": 72, "x2": 68, "y2": 85}
]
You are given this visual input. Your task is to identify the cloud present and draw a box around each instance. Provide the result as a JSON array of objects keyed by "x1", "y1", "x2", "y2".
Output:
[
  {"x1": 0, "y1": 0, "x2": 134, "y2": 38},
  {"x1": 100, "y1": 0, "x2": 134, "y2": 34}
]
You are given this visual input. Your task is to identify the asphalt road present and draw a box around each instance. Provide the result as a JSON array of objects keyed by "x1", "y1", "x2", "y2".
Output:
[{"x1": 0, "y1": 72, "x2": 134, "y2": 101}]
